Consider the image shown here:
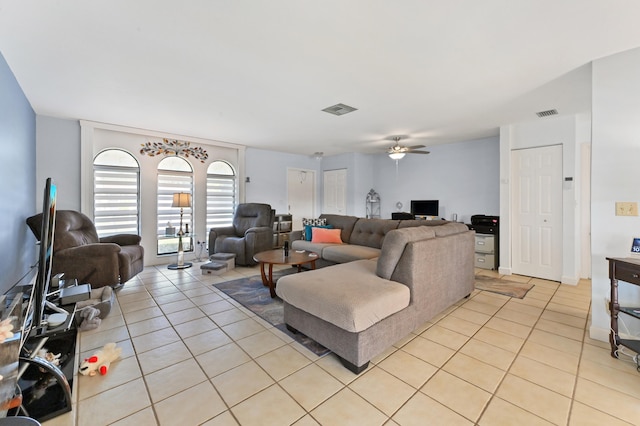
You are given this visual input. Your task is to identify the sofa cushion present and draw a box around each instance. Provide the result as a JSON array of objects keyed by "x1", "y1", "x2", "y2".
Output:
[
  {"x1": 50, "y1": 210, "x2": 100, "y2": 251},
  {"x1": 397, "y1": 219, "x2": 450, "y2": 228},
  {"x1": 349, "y1": 218, "x2": 400, "y2": 249},
  {"x1": 433, "y1": 222, "x2": 470, "y2": 236},
  {"x1": 311, "y1": 227, "x2": 343, "y2": 244},
  {"x1": 322, "y1": 244, "x2": 381, "y2": 263},
  {"x1": 304, "y1": 224, "x2": 333, "y2": 241},
  {"x1": 214, "y1": 235, "x2": 245, "y2": 264},
  {"x1": 302, "y1": 217, "x2": 327, "y2": 226},
  {"x1": 277, "y1": 259, "x2": 410, "y2": 333},
  {"x1": 319, "y1": 214, "x2": 359, "y2": 243},
  {"x1": 376, "y1": 226, "x2": 437, "y2": 280},
  {"x1": 232, "y1": 203, "x2": 272, "y2": 235},
  {"x1": 290, "y1": 240, "x2": 336, "y2": 256}
]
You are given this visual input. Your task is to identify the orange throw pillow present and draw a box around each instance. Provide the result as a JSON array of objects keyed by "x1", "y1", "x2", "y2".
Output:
[{"x1": 311, "y1": 227, "x2": 343, "y2": 244}]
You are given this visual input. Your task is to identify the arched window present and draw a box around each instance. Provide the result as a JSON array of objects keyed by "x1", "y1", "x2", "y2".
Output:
[
  {"x1": 157, "y1": 157, "x2": 193, "y2": 255},
  {"x1": 93, "y1": 149, "x2": 140, "y2": 237},
  {"x1": 207, "y1": 161, "x2": 237, "y2": 229}
]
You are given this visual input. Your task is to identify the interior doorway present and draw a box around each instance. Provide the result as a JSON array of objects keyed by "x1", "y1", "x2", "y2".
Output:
[
  {"x1": 323, "y1": 169, "x2": 347, "y2": 215},
  {"x1": 511, "y1": 145, "x2": 563, "y2": 281},
  {"x1": 287, "y1": 168, "x2": 315, "y2": 230}
]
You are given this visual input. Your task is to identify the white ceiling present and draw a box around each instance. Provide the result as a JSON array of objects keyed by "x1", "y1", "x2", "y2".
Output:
[{"x1": 1, "y1": 1, "x2": 640, "y2": 156}]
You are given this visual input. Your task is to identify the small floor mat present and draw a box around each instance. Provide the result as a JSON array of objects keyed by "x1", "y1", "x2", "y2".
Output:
[{"x1": 475, "y1": 275, "x2": 534, "y2": 299}]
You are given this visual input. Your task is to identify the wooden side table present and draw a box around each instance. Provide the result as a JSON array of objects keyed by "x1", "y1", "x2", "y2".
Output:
[{"x1": 607, "y1": 257, "x2": 640, "y2": 365}]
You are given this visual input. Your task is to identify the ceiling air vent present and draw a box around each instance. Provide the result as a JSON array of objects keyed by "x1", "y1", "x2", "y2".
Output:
[
  {"x1": 536, "y1": 109, "x2": 558, "y2": 118},
  {"x1": 322, "y1": 103, "x2": 358, "y2": 116}
]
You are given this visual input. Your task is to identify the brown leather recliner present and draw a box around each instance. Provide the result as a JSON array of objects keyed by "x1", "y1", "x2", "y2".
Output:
[
  {"x1": 26, "y1": 210, "x2": 144, "y2": 288},
  {"x1": 208, "y1": 203, "x2": 274, "y2": 266}
]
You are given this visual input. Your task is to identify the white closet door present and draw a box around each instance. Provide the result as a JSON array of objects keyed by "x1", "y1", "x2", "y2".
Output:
[
  {"x1": 511, "y1": 145, "x2": 563, "y2": 281},
  {"x1": 287, "y1": 168, "x2": 315, "y2": 230},
  {"x1": 323, "y1": 169, "x2": 346, "y2": 214}
]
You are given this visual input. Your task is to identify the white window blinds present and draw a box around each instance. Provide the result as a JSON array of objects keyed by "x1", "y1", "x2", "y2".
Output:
[
  {"x1": 157, "y1": 172, "x2": 193, "y2": 234},
  {"x1": 206, "y1": 161, "x2": 236, "y2": 230},
  {"x1": 206, "y1": 176, "x2": 236, "y2": 229},
  {"x1": 93, "y1": 164, "x2": 140, "y2": 237}
]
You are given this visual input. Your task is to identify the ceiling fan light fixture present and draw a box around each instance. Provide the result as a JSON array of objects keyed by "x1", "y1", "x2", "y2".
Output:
[{"x1": 389, "y1": 152, "x2": 405, "y2": 160}]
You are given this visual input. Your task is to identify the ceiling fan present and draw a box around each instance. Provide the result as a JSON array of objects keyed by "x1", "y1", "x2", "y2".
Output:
[{"x1": 386, "y1": 136, "x2": 430, "y2": 160}]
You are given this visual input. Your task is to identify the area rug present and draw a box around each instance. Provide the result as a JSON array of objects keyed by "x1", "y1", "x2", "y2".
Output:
[
  {"x1": 213, "y1": 270, "x2": 330, "y2": 357},
  {"x1": 475, "y1": 275, "x2": 534, "y2": 299}
]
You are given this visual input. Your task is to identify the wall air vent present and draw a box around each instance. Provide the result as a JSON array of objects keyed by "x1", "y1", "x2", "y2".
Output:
[
  {"x1": 322, "y1": 103, "x2": 358, "y2": 116},
  {"x1": 536, "y1": 109, "x2": 558, "y2": 118}
]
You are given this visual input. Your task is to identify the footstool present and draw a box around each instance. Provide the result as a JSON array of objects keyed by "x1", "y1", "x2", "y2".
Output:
[
  {"x1": 209, "y1": 252, "x2": 236, "y2": 271},
  {"x1": 200, "y1": 261, "x2": 226, "y2": 275}
]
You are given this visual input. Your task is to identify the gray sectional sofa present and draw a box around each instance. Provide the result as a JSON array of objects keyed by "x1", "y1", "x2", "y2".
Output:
[
  {"x1": 290, "y1": 214, "x2": 449, "y2": 266},
  {"x1": 277, "y1": 216, "x2": 475, "y2": 374}
]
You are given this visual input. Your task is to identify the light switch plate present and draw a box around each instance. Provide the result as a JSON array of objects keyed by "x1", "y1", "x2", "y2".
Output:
[{"x1": 615, "y1": 202, "x2": 638, "y2": 216}]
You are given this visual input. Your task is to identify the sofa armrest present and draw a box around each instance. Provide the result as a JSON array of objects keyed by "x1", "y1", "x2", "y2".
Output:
[
  {"x1": 100, "y1": 234, "x2": 141, "y2": 246},
  {"x1": 289, "y1": 230, "x2": 304, "y2": 241},
  {"x1": 209, "y1": 226, "x2": 235, "y2": 239},
  {"x1": 244, "y1": 226, "x2": 272, "y2": 237},
  {"x1": 57, "y1": 243, "x2": 121, "y2": 257},
  {"x1": 54, "y1": 243, "x2": 121, "y2": 287},
  {"x1": 244, "y1": 226, "x2": 274, "y2": 253},
  {"x1": 208, "y1": 226, "x2": 236, "y2": 255}
]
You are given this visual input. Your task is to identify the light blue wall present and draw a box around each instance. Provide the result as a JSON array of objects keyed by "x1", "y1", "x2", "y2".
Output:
[
  {"x1": 321, "y1": 152, "x2": 376, "y2": 217},
  {"x1": 36, "y1": 116, "x2": 81, "y2": 210},
  {"x1": 591, "y1": 46, "x2": 640, "y2": 340},
  {"x1": 0, "y1": 52, "x2": 37, "y2": 294},
  {"x1": 373, "y1": 137, "x2": 499, "y2": 222},
  {"x1": 37, "y1": 120, "x2": 500, "y2": 229},
  {"x1": 246, "y1": 139, "x2": 499, "y2": 222},
  {"x1": 245, "y1": 148, "x2": 322, "y2": 214}
]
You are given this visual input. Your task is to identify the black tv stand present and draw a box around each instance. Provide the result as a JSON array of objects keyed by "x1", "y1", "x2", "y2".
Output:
[{"x1": 10, "y1": 304, "x2": 78, "y2": 422}]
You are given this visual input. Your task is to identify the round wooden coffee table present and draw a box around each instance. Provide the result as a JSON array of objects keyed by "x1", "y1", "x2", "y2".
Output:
[{"x1": 253, "y1": 249, "x2": 318, "y2": 298}]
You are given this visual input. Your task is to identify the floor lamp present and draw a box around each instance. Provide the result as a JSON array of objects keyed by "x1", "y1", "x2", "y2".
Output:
[{"x1": 168, "y1": 192, "x2": 193, "y2": 270}]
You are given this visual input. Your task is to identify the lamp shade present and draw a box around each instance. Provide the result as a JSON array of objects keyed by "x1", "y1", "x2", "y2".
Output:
[
  {"x1": 389, "y1": 152, "x2": 406, "y2": 160},
  {"x1": 172, "y1": 192, "x2": 192, "y2": 208}
]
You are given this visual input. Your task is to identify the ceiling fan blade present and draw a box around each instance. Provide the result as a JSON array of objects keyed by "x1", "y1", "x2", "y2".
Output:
[{"x1": 384, "y1": 139, "x2": 427, "y2": 154}]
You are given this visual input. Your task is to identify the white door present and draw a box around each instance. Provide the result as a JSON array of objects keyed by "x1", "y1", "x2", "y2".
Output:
[
  {"x1": 511, "y1": 145, "x2": 563, "y2": 281},
  {"x1": 323, "y1": 169, "x2": 347, "y2": 214},
  {"x1": 287, "y1": 168, "x2": 315, "y2": 230}
]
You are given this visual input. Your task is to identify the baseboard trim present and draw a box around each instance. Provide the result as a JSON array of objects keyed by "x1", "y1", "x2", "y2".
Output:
[
  {"x1": 498, "y1": 266, "x2": 511, "y2": 276},
  {"x1": 561, "y1": 275, "x2": 579, "y2": 285},
  {"x1": 589, "y1": 325, "x2": 610, "y2": 343}
]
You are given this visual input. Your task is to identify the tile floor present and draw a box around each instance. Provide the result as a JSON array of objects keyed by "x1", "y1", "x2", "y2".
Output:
[{"x1": 41, "y1": 264, "x2": 640, "y2": 426}]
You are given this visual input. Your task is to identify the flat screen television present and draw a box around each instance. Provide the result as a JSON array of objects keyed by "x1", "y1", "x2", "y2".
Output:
[
  {"x1": 31, "y1": 177, "x2": 57, "y2": 332},
  {"x1": 411, "y1": 199, "x2": 439, "y2": 217}
]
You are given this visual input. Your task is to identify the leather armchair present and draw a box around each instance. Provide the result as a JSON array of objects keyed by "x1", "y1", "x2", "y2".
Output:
[
  {"x1": 208, "y1": 203, "x2": 274, "y2": 266},
  {"x1": 26, "y1": 210, "x2": 144, "y2": 288}
]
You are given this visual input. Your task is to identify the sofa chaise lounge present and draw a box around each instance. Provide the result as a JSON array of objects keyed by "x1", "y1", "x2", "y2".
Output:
[{"x1": 277, "y1": 219, "x2": 475, "y2": 374}]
